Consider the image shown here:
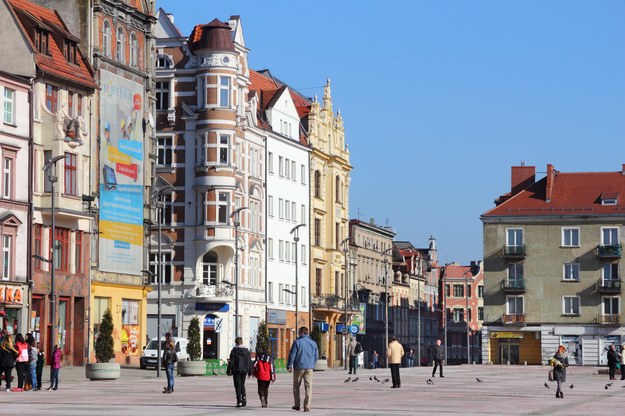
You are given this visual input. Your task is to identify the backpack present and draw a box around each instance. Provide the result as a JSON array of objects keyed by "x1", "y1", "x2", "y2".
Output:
[{"x1": 354, "y1": 342, "x2": 362, "y2": 355}]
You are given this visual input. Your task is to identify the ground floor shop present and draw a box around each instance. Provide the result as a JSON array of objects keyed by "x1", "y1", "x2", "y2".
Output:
[
  {"x1": 267, "y1": 309, "x2": 310, "y2": 360},
  {"x1": 0, "y1": 283, "x2": 28, "y2": 337},
  {"x1": 312, "y1": 308, "x2": 344, "y2": 367},
  {"x1": 482, "y1": 325, "x2": 624, "y2": 365}
]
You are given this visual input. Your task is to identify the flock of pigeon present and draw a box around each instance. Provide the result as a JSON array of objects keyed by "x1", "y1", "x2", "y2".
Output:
[{"x1": 344, "y1": 375, "x2": 391, "y2": 384}]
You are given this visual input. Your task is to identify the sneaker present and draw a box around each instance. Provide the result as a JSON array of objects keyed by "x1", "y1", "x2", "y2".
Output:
[
  {"x1": 5, "y1": 388, "x2": 10, "y2": 392},
  {"x1": 242, "y1": 398, "x2": 247, "y2": 407}
]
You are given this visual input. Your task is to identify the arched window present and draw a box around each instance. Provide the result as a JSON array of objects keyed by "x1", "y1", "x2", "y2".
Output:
[
  {"x1": 116, "y1": 27, "x2": 125, "y2": 63},
  {"x1": 202, "y1": 251, "x2": 218, "y2": 286},
  {"x1": 129, "y1": 32, "x2": 138, "y2": 68},
  {"x1": 102, "y1": 20, "x2": 111, "y2": 57},
  {"x1": 335, "y1": 175, "x2": 341, "y2": 203},
  {"x1": 314, "y1": 170, "x2": 321, "y2": 198},
  {"x1": 156, "y1": 55, "x2": 171, "y2": 68}
]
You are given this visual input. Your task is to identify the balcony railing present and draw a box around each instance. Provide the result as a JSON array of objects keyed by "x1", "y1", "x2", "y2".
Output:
[
  {"x1": 597, "y1": 244, "x2": 622, "y2": 258},
  {"x1": 503, "y1": 314, "x2": 526, "y2": 324},
  {"x1": 503, "y1": 245, "x2": 526, "y2": 258},
  {"x1": 501, "y1": 279, "x2": 526, "y2": 292},
  {"x1": 312, "y1": 294, "x2": 360, "y2": 311},
  {"x1": 194, "y1": 283, "x2": 234, "y2": 299},
  {"x1": 598, "y1": 314, "x2": 622, "y2": 325},
  {"x1": 596, "y1": 279, "x2": 622, "y2": 293}
]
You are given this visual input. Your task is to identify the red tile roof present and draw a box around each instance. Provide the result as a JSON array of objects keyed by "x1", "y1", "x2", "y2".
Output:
[
  {"x1": 7, "y1": 0, "x2": 97, "y2": 89},
  {"x1": 483, "y1": 165, "x2": 625, "y2": 217},
  {"x1": 444, "y1": 264, "x2": 481, "y2": 280}
]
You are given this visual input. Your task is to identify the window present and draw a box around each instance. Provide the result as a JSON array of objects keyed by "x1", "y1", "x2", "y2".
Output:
[
  {"x1": 268, "y1": 282, "x2": 273, "y2": 303},
  {"x1": 506, "y1": 296, "x2": 524, "y2": 315},
  {"x1": 334, "y1": 271, "x2": 340, "y2": 296},
  {"x1": 292, "y1": 202, "x2": 297, "y2": 223},
  {"x1": 64, "y1": 153, "x2": 77, "y2": 196},
  {"x1": 76, "y1": 93, "x2": 83, "y2": 117},
  {"x1": 278, "y1": 283, "x2": 284, "y2": 304},
  {"x1": 45, "y1": 84, "x2": 58, "y2": 113},
  {"x1": 217, "y1": 192, "x2": 229, "y2": 224},
  {"x1": 507, "y1": 228, "x2": 523, "y2": 246},
  {"x1": 335, "y1": 176, "x2": 341, "y2": 203},
  {"x1": 278, "y1": 198, "x2": 284, "y2": 220},
  {"x1": 563, "y1": 263, "x2": 580, "y2": 281},
  {"x1": 218, "y1": 135, "x2": 229, "y2": 164},
  {"x1": 285, "y1": 241, "x2": 290, "y2": 263},
  {"x1": 116, "y1": 27, "x2": 125, "y2": 63},
  {"x1": 35, "y1": 29, "x2": 49, "y2": 55},
  {"x1": 160, "y1": 193, "x2": 173, "y2": 225},
  {"x1": 602, "y1": 228, "x2": 619, "y2": 246},
  {"x1": 268, "y1": 196, "x2": 274, "y2": 217},
  {"x1": 155, "y1": 81, "x2": 169, "y2": 111},
  {"x1": 2, "y1": 155, "x2": 13, "y2": 199},
  {"x1": 278, "y1": 156, "x2": 283, "y2": 177},
  {"x1": 301, "y1": 205, "x2": 306, "y2": 225},
  {"x1": 284, "y1": 200, "x2": 290, "y2": 221},
  {"x1": 466, "y1": 284, "x2": 472, "y2": 298},
  {"x1": 156, "y1": 55, "x2": 171, "y2": 68},
  {"x1": 478, "y1": 286, "x2": 484, "y2": 298},
  {"x1": 121, "y1": 299, "x2": 139, "y2": 325},
  {"x1": 102, "y1": 21, "x2": 111, "y2": 57},
  {"x1": 218, "y1": 76, "x2": 230, "y2": 107},
  {"x1": 268, "y1": 238, "x2": 273, "y2": 259},
  {"x1": 562, "y1": 296, "x2": 580, "y2": 315},
  {"x1": 129, "y1": 33, "x2": 138, "y2": 68},
  {"x1": 284, "y1": 158, "x2": 290, "y2": 179},
  {"x1": 301, "y1": 245, "x2": 307, "y2": 264},
  {"x1": 291, "y1": 161, "x2": 296, "y2": 182},
  {"x1": 453, "y1": 284, "x2": 464, "y2": 298},
  {"x1": 3, "y1": 88, "x2": 15, "y2": 124},
  {"x1": 301, "y1": 286, "x2": 306, "y2": 307},
  {"x1": 314, "y1": 171, "x2": 321, "y2": 198},
  {"x1": 301, "y1": 164, "x2": 306, "y2": 184},
  {"x1": 147, "y1": 252, "x2": 172, "y2": 284},
  {"x1": 75, "y1": 232, "x2": 83, "y2": 274},
  {"x1": 507, "y1": 263, "x2": 524, "y2": 282},
  {"x1": 34, "y1": 226, "x2": 42, "y2": 270},
  {"x1": 603, "y1": 296, "x2": 619, "y2": 315},
  {"x1": 314, "y1": 219, "x2": 321, "y2": 246},
  {"x1": 53, "y1": 228, "x2": 70, "y2": 272},
  {"x1": 445, "y1": 284, "x2": 450, "y2": 298},
  {"x1": 315, "y1": 269, "x2": 322, "y2": 295},
  {"x1": 278, "y1": 240, "x2": 284, "y2": 261},
  {"x1": 562, "y1": 228, "x2": 580, "y2": 247},
  {"x1": 603, "y1": 263, "x2": 619, "y2": 281},
  {"x1": 478, "y1": 307, "x2": 484, "y2": 321},
  {"x1": 335, "y1": 223, "x2": 340, "y2": 250},
  {"x1": 268, "y1": 152, "x2": 273, "y2": 174},
  {"x1": 453, "y1": 308, "x2": 464, "y2": 322},
  {"x1": 201, "y1": 252, "x2": 218, "y2": 286},
  {"x1": 1, "y1": 235, "x2": 11, "y2": 279},
  {"x1": 64, "y1": 40, "x2": 77, "y2": 64},
  {"x1": 157, "y1": 136, "x2": 173, "y2": 166}
]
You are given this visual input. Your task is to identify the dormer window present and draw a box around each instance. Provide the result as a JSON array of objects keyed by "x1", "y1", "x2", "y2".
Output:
[
  {"x1": 35, "y1": 28, "x2": 49, "y2": 55},
  {"x1": 601, "y1": 193, "x2": 618, "y2": 206},
  {"x1": 156, "y1": 55, "x2": 171, "y2": 69},
  {"x1": 64, "y1": 40, "x2": 77, "y2": 64}
]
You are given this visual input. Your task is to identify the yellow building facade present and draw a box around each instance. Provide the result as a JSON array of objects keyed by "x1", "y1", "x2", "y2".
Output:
[{"x1": 309, "y1": 80, "x2": 352, "y2": 367}]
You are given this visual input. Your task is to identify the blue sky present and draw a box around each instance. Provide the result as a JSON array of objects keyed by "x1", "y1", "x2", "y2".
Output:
[{"x1": 157, "y1": 0, "x2": 625, "y2": 264}]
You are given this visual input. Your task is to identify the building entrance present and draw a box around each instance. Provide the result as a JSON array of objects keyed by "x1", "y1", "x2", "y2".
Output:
[{"x1": 499, "y1": 342, "x2": 520, "y2": 364}]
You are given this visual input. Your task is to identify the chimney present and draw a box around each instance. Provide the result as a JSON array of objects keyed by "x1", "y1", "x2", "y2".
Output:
[
  {"x1": 622, "y1": 164, "x2": 625, "y2": 175},
  {"x1": 511, "y1": 165, "x2": 535, "y2": 196},
  {"x1": 545, "y1": 164, "x2": 555, "y2": 203}
]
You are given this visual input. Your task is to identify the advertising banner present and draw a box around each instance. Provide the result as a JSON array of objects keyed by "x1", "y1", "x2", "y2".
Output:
[
  {"x1": 350, "y1": 303, "x2": 367, "y2": 335},
  {"x1": 99, "y1": 71, "x2": 144, "y2": 275}
]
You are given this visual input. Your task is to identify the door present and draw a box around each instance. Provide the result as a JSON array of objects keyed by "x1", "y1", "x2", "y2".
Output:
[{"x1": 499, "y1": 342, "x2": 520, "y2": 364}]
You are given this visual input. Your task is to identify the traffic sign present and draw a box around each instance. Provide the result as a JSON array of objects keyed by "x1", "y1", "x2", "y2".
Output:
[
  {"x1": 214, "y1": 318, "x2": 224, "y2": 333},
  {"x1": 349, "y1": 324, "x2": 359, "y2": 335}
]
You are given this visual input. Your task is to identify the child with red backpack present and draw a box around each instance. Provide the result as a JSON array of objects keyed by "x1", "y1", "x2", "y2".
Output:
[{"x1": 252, "y1": 351, "x2": 275, "y2": 408}]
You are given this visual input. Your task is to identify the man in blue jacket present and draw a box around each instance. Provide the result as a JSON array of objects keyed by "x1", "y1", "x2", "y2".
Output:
[{"x1": 287, "y1": 326, "x2": 318, "y2": 412}]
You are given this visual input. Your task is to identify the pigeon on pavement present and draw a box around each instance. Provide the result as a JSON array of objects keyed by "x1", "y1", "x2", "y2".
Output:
[
  {"x1": 544, "y1": 382, "x2": 550, "y2": 389},
  {"x1": 426, "y1": 378, "x2": 434, "y2": 385},
  {"x1": 374, "y1": 375, "x2": 379, "y2": 382},
  {"x1": 476, "y1": 378, "x2": 483, "y2": 382},
  {"x1": 344, "y1": 377, "x2": 351, "y2": 383},
  {"x1": 352, "y1": 377, "x2": 359, "y2": 382},
  {"x1": 569, "y1": 384, "x2": 574, "y2": 389},
  {"x1": 369, "y1": 376, "x2": 373, "y2": 381}
]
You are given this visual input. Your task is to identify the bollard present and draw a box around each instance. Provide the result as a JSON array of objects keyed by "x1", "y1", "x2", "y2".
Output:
[
  {"x1": 507, "y1": 360, "x2": 510, "y2": 365},
  {"x1": 524, "y1": 361, "x2": 527, "y2": 366}
]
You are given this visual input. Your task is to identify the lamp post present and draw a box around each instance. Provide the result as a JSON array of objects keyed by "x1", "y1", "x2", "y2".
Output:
[
  {"x1": 381, "y1": 247, "x2": 393, "y2": 368},
  {"x1": 464, "y1": 270, "x2": 471, "y2": 365},
  {"x1": 229, "y1": 207, "x2": 248, "y2": 339},
  {"x1": 149, "y1": 184, "x2": 174, "y2": 378},
  {"x1": 340, "y1": 237, "x2": 351, "y2": 370},
  {"x1": 43, "y1": 154, "x2": 64, "y2": 369},
  {"x1": 290, "y1": 224, "x2": 305, "y2": 333}
]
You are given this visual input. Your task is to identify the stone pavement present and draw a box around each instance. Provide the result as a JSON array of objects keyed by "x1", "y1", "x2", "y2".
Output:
[{"x1": 0, "y1": 364, "x2": 623, "y2": 415}]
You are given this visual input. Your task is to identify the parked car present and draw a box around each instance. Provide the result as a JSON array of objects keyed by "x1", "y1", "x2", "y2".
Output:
[{"x1": 140, "y1": 337, "x2": 189, "y2": 369}]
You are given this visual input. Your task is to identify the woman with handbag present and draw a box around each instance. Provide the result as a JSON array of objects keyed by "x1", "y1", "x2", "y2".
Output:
[{"x1": 550, "y1": 345, "x2": 569, "y2": 399}]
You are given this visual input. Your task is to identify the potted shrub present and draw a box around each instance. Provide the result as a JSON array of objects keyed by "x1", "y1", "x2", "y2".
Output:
[
  {"x1": 177, "y1": 316, "x2": 205, "y2": 376},
  {"x1": 86, "y1": 308, "x2": 121, "y2": 380}
]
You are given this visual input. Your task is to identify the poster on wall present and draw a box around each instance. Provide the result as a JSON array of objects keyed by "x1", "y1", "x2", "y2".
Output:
[
  {"x1": 99, "y1": 71, "x2": 144, "y2": 275},
  {"x1": 350, "y1": 303, "x2": 366, "y2": 334}
]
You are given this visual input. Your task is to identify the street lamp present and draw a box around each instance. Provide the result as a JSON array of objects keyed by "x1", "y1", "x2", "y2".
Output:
[
  {"x1": 381, "y1": 247, "x2": 393, "y2": 368},
  {"x1": 463, "y1": 270, "x2": 471, "y2": 365},
  {"x1": 148, "y1": 183, "x2": 174, "y2": 378},
  {"x1": 340, "y1": 236, "x2": 351, "y2": 370},
  {"x1": 229, "y1": 207, "x2": 248, "y2": 339},
  {"x1": 43, "y1": 154, "x2": 64, "y2": 369},
  {"x1": 290, "y1": 224, "x2": 305, "y2": 333}
]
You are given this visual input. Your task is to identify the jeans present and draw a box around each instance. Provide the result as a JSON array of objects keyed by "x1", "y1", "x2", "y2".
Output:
[
  {"x1": 165, "y1": 363, "x2": 174, "y2": 392},
  {"x1": 29, "y1": 363, "x2": 37, "y2": 390},
  {"x1": 407, "y1": 358, "x2": 414, "y2": 367},
  {"x1": 349, "y1": 356, "x2": 358, "y2": 374},
  {"x1": 292, "y1": 369, "x2": 313, "y2": 409},
  {"x1": 257, "y1": 379, "x2": 270, "y2": 402},
  {"x1": 432, "y1": 359, "x2": 443, "y2": 376},
  {"x1": 50, "y1": 368, "x2": 59, "y2": 389},
  {"x1": 16, "y1": 362, "x2": 27, "y2": 389},
  {"x1": 232, "y1": 372, "x2": 247, "y2": 403},
  {"x1": 390, "y1": 363, "x2": 401, "y2": 387}
]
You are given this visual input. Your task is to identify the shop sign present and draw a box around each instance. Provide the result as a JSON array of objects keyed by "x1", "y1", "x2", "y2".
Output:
[
  {"x1": 0, "y1": 286, "x2": 23, "y2": 305},
  {"x1": 491, "y1": 331, "x2": 523, "y2": 339}
]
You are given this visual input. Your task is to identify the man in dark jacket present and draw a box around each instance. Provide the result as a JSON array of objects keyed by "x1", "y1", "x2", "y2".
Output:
[
  {"x1": 228, "y1": 337, "x2": 252, "y2": 407},
  {"x1": 431, "y1": 339, "x2": 445, "y2": 377},
  {"x1": 607, "y1": 344, "x2": 619, "y2": 380}
]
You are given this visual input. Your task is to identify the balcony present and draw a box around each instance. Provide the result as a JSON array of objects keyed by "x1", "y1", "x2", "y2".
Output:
[
  {"x1": 596, "y1": 279, "x2": 622, "y2": 294},
  {"x1": 501, "y1": 278, "x2": 526, "y2": 293},
  {"x1": 193, "y1": 283, "x2": 233, "y2": 302},
  {"x1": 503, "y1": 314, "x2": 526, "y2": 325},
  {"x1": 598, "y1": 314, "x2": 622, "y2": 325},
  {"x1": 503, "y1": 245, "x2": 526, "y2": 259},
  {"x1": 597, "y1": 244, "x2": 622, "y2": 259},
  {"x1": 312, "y1": 294, "x2": 360, "y2": 311}
]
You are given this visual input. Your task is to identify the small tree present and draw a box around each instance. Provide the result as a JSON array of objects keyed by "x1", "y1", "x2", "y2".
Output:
[
  {"x1": 186, "y1": 316, "x2": 202, "y2": 361},
  {"x1": 95, "y1": 308, "x2": 114, "y2": 363},
  {"x1": 256, "y1": 320, "x2": 269, "y2": 354}
]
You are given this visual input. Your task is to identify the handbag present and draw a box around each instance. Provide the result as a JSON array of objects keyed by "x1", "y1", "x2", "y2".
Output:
[{"x1": 548, "y1": 369, "x2": 554, "y2": 381}]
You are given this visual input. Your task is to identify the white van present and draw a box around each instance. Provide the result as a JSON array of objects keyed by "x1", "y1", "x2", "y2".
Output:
[{"x1": 140, "y1": 337, "x2": 189, "y2": 369}]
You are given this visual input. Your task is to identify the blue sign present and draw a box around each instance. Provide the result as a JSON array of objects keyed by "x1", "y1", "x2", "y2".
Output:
[{"x1": 349, "y1": 324, "x2": 359, "y2": 335}]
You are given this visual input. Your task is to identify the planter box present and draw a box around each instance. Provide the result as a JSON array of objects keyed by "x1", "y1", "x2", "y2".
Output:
[
  {"x1": 86, "y1": 362, "x2": 121, "y2": 380},
  {"x1": 177, "y1": 360, "x2": 206, "y2": 377},
  {"x1": 314, "y1": 360, "x2": 328, "y2": 371}
]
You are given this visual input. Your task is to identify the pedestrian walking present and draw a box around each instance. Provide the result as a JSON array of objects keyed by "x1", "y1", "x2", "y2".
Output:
[
  {"x1": 550, "y1": 345, "x2": 568, "y2": 399},
  {"x1": 406, "y1": 348, "x2": 414, "y2": 367},
  {"x1": 370, "y1": 350, "x2": 379, "y2": 369},
  {"x1": 607, "y1": 344, "x2": 618, "y2": 380},
  {"x1": 0, "y1": 334, "x2": 18, "y2": 391},
  {"x1": 14, "y1": 333, "x2": 28, "y2": 391},
  {"x1": 387, "y1": 335, "x2": 404, "y2": 388},
  {"x1": 46, "y1": 345, "x2": 62, "y2": 390},
  {"x1": 430, "y1": 339, "x2": 445, "y2": 377},
  {"x1": 287, "y1": 326, "x2": 318, "y2": 412},
  {"x1": 252, "y1": 350, "x2": 275, "y2": 408},
  {"x1": 28, "y1": 338, "x2": 38, "y2": 391},
  {"x1": 227, "y1": 337, "x2": 252, "y2": 407},
  {"x1": 162, "y1": 338, "x2": 177, "y2": 394},
  {"x1": 347, "y1": 337, "x2": 361, "y2": 375}
]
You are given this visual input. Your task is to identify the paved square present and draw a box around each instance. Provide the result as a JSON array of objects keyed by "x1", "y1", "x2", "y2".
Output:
[{"x1": 0, "y1": 364, "x2": 623, "y2": 415}]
